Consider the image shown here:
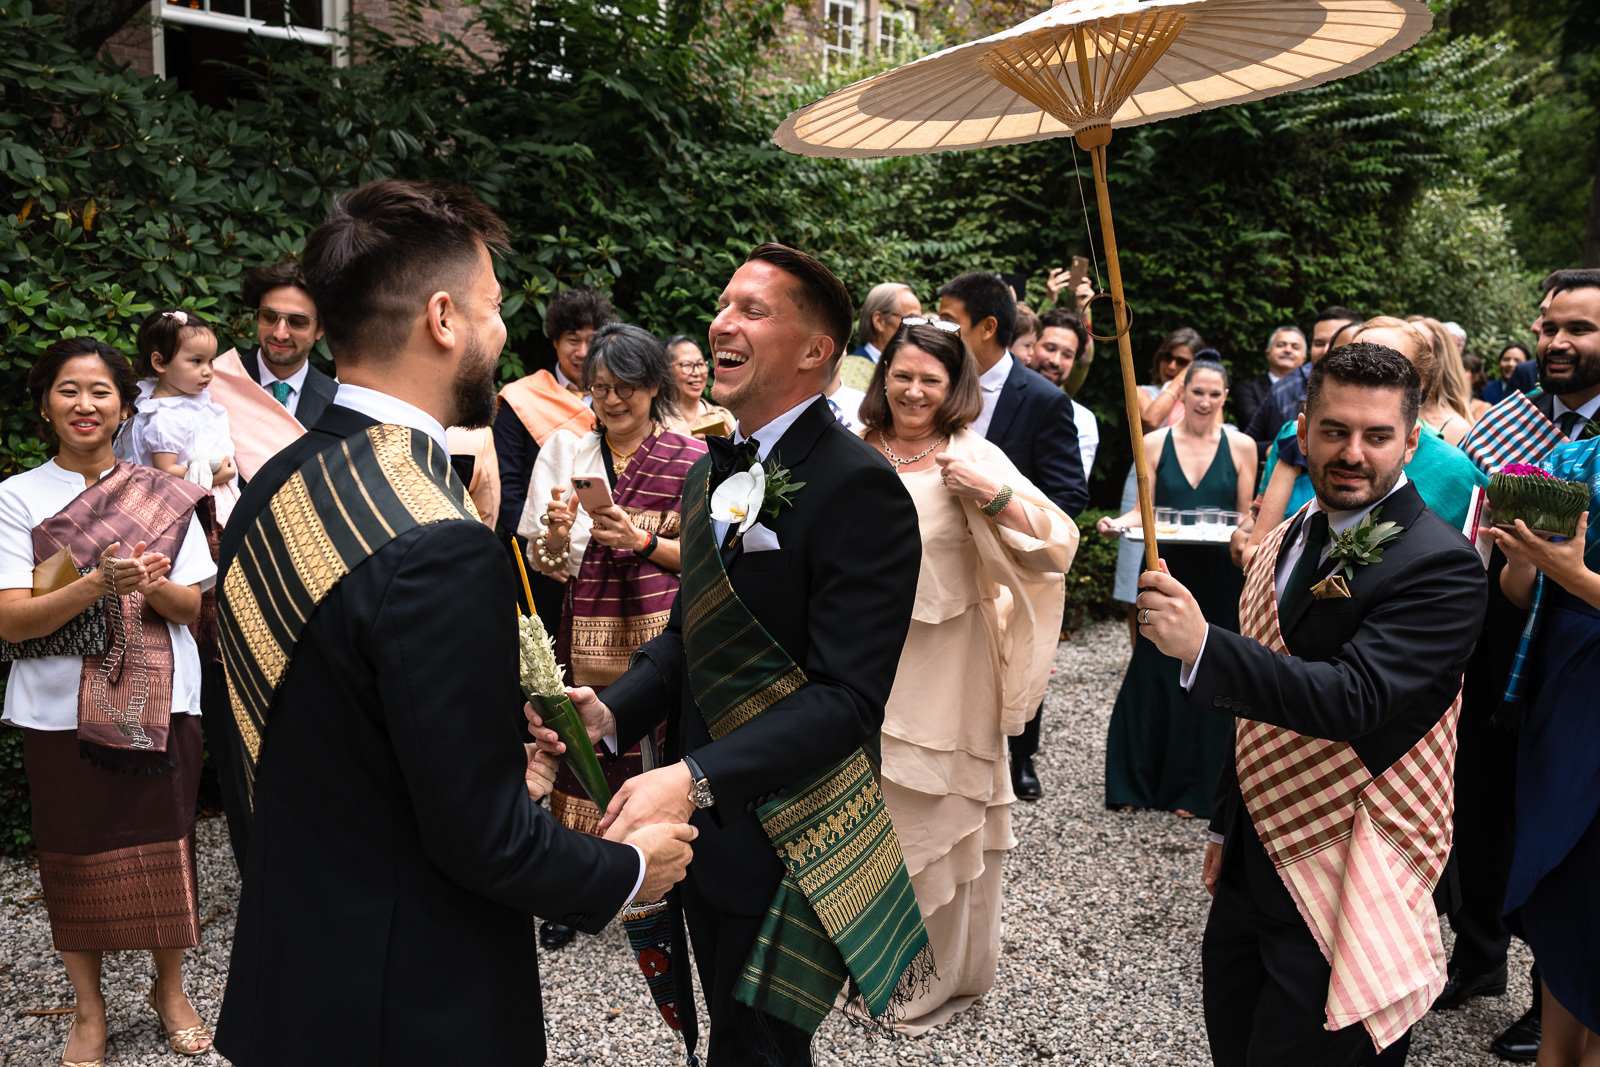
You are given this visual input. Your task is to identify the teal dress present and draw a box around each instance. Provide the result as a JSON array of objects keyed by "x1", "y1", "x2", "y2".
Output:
[{"x1": 1105, "y1": 431, "x2": 1245, "y2": 813}]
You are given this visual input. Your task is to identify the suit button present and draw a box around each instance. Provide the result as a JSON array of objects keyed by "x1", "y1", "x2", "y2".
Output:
[
  {"x1": 1239, "y1": 705, "x2": 1252, "y2": 716},
  {"x1": 1213, "y1": 696, "x2": 1225, "y2": 708}
]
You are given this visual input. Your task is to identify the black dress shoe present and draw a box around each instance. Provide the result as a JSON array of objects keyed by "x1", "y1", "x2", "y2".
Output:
[
  {"x1": 1432, "y1": 961, "x2": 1508, "y2": 1009},
  {"x1": 1012, "y1": 757, "x2": 1043, "y2": 801},
  {"x1": 539, "y1": 920, "x2": 575, "y2": 949},
  {"x1": 1489, "y1": 1007, "x2": 1541, "y2": 1063}
]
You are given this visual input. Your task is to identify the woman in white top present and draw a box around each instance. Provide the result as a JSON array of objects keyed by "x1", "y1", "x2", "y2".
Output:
[{"x1": 0, "y1": 339, "x2": 217, "y2": 1064}]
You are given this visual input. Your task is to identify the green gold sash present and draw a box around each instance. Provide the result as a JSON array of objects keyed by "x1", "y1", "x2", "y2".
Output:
[
  {"x1": 680, "y1": 459, "x2": 931, "y2": 1034},
  {"x1": 218, "y1": 424, "x2": 478, "y2": 804}
]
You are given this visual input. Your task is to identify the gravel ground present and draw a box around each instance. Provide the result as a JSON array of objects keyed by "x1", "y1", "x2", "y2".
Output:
[{"x1": 2, "y1": 619, "x2": 1533, "y2": 1065}]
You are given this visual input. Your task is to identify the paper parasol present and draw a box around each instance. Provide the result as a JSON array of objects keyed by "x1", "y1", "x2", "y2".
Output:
[{"x1": 775, "y1": 0, "x2": 1433, "y2": 568}]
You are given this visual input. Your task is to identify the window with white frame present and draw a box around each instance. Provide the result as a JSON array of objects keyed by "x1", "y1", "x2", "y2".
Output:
[
  {"x1": 822, "y1": 0, "x2": 859, "y2": 71},
  {"x1": 876, "y1": 4, "x2": 914, "y2": 60}
]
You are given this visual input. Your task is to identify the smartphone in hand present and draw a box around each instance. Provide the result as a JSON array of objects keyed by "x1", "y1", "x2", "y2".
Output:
[{"x1": 571, "y1": 475, "x2": 615, "y2": 514}]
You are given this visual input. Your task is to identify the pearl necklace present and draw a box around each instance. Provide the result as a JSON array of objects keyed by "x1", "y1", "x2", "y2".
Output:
[{"x1": 879, "y1": 430, "x2": 946, "y2": 468}]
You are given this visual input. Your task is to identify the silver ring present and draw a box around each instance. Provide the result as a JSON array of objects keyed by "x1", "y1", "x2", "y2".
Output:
[{"x1": 1138, "y1": 607, "x2": 1151, "y2": 625}]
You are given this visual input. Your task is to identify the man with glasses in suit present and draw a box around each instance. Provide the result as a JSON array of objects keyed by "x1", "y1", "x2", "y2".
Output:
[{"x1": 239, "y1": 261, "x2": 338, "y2": 426}]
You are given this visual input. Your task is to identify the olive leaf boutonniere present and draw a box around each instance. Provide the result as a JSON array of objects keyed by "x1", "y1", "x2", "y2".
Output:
[{"x1": 1326, "y1": 507, "x2": 1404, "y2": 580}]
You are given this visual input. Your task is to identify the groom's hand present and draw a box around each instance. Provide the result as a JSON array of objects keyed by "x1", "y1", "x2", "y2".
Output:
[
  {"x1": 624, "y1": 821, "x2": 697, "y2": 902},
  {"x1": 600, "y1": 762, "x2": 695, "y2": 838},
  {"x1": 561, "y1": 686, "x2": 616, "y2": 746},
  {"x1": 1135, "y1": 561, "x2": 1207, "y2": 666}
]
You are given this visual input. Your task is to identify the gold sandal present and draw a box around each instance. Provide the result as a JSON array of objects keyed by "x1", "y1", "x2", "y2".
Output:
[
  {"x1": 60, "y1": 1017, "x2": 105, "y2": 1067},
  {"x1": 148, "y1": 981, "x2": 214, "y2": 1057}
]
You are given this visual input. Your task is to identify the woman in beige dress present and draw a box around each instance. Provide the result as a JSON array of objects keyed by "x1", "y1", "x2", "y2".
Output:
[{"x1": 858, "y1": 320, "x2": 1079, "y2": 1034}]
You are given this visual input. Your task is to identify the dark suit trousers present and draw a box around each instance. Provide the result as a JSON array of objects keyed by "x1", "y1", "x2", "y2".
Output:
[
  {"x1": 1203, "y1": 828, "x2": 1377, "y2": 1067},
  {"x1": 680, "y1": 875, "x2": 812, "y2": 1067}
]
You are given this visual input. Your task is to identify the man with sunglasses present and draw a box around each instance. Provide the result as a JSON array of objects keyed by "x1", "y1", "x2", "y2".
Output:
[{"x1": 239, "y1": 261, "x2": 338, "y2": 426}]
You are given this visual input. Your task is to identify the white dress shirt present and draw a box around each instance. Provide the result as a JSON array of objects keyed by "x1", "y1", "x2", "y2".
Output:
[
  {"x1": 862, "y1": 342, "x2": 883, "y2": 364},
  {"x1": 1553, "y1": 392, "x2": 1600, "y2": 432},
  {"x1": 1073, "y1": 400, "x2": 1100, "y2": 475},
  {"x1": 255, "y1": 352, "x2": 313, "y2": 418},
  {"x1": 970, "y1": 352, "x2": 1014, "y2": 440},
  {"x1": 554, "y1": 366, "x2": 594, "y2": 408},
  {"x1": 711, "y1": 394, "x2": 823, "y2": 545},
  {"x1": 332, "y1": 384, "x2": 450, "y2": 453}
]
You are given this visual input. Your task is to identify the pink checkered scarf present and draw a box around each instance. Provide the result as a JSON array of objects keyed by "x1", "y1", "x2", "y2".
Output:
[
  {"x1": 1234, "y1": 512, "x2": 1458, "y2": 1051},
  {"x1": 1461, "y1": 389, "x2": 1565, "y2": 474}
]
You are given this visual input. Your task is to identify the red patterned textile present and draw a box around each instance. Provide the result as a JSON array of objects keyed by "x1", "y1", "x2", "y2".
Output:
[{"x1": 1233, "y1": 513, "x2": 1458, "y2": 1050}]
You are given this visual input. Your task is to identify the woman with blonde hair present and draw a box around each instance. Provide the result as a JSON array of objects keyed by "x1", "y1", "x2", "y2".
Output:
[{"x1": 1407, "y1": 315, "x2": 1474, "y2": 445}]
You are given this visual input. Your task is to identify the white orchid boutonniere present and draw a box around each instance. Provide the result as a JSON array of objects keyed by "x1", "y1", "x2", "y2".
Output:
[
  {"x1": 1326, "y1": 507, "x2": 1405, "y2": 580},
  {"x1": 710, "y1": 458, "x2": 806, "y2": 536}
]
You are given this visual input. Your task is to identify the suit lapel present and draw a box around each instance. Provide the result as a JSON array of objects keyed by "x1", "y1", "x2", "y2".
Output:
[{"x1": 985, "y1": 359, "x2": 1025, "y2": 443}]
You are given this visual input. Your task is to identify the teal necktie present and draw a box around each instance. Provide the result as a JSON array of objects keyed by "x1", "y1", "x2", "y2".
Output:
[
  {"x1": 269, "y1": 380, "x2": 292, "y2": 407},
  {"x1": 1279, "y1": 511, "x2": 1330, "y2": 621}
]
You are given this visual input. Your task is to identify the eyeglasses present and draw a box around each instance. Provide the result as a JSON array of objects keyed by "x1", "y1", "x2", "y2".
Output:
[
  {"x1": 675, "y1": 360, "x2": 708, "y2": 372},
  {"x1": 256, "y1": 306, "x2": 317, "y2": 332},
  {"x1": 588, "y1": 383, "x2": 637, "y2": 400},
  {"x1": 901, "y1": 317, "x2": 961, "y2": 334}
]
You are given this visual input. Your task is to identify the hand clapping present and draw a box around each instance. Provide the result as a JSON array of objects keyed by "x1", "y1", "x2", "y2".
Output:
[{"x1": 99, "y1": 540, "x2": 172, "y2": 596}]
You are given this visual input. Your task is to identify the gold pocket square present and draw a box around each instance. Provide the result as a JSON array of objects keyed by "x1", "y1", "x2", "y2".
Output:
[
  {"x1": 1310, "y1": 575, "x2": 1351, "y2": 600},
  {"x1": 32, "y1": 547, "x2": 80, "y2": 597}
]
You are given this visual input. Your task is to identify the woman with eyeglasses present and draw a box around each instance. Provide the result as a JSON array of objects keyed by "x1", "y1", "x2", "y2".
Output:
[
  {"x1": 855, "y1": 320, "x2": 1078, "y2": 1033},
  {"x1": 515, "y1": 323, "x2": 706, "y2": 948},
  {"x1": 662, "y1": 334, "x2": 734, "y2": 438}
]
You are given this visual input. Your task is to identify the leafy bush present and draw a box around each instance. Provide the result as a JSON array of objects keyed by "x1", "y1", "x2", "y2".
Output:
[{"x1": 1062, "y1": 509, "x2": 1124, "y2": 635}]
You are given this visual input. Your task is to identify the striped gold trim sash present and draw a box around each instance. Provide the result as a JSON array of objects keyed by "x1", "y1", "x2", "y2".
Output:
[
  {"x1": 679, "y1": 460, "x2": 930, "y2": 1034},
  {"x1": 217, "y1": 425, "x2": 477, "y2": 804},
  {"x1": 1234, "y1": 512, "x2": 1456, "y2": 1050}
]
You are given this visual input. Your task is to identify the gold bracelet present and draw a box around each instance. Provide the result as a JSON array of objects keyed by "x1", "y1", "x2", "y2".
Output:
[{"x1": 979, "y1": 484, "x2": 1013, "y2": 517}]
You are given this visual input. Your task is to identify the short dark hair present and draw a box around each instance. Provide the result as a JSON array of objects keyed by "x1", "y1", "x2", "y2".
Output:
[
  {"x1": 1315, "y1": 305, "x2": 1365, "y2": 327},
  {"x1": 1499, "y1": 341, "x2": 1532, "y2": 361},
  {"x1": 1038, "y1": 307, "x2": 1089, "y2": 353},
  {"x1": 134, "y1": 307, "x2": 214, "y2": 377},
  {"x1": 240, "y1": 261, "x2": 312, "y2": 311},
  {"x1": 744, "y1": 243, "x2": 854, "y2": 362},
  {"x1": 301, "y1": 179, "x2": 509, "y2": 363},
  {"x1": 584, "y1": 323, "x2": 678, "y2": 429},
  {"x1": 857, "y1": 322, "x2": 983, "y2": 438},
  {"x1": 664, "y1": 334, "x2": 698, "y2": 351},
  {"x1": 1544, "y1": 268, "x2": 1600, "y2": 298},
  {"x1": 937, "y1": 272, "x2": 1017, "y2": 349},
  {"x1": 28, "y1": 337, "x2": 139, "y2": 444},
  {"x1": 545, "y1": 288, "x2": 619, "y2": 341},
  {"x1": 1305, "y1": 342, "x2": 1423, "y2": 430}
]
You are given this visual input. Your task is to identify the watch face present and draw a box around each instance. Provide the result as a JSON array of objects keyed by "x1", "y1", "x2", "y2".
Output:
[{"x1": 691, "y1": 780, "x2": 715, "y2": 808}]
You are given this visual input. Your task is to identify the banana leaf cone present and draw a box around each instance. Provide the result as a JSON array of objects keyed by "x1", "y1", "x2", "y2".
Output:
[
  {"x1": 1488, "y1": 471, "x2": 1589, "y2": 537},
  {"x1": 532, "y1": 692, "x2": 612, "y2": 812}
]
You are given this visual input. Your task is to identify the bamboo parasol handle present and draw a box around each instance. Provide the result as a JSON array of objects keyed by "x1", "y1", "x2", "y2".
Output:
[{"x1": 1079, "y1": 129, "x2": 1160, "y2": 573}]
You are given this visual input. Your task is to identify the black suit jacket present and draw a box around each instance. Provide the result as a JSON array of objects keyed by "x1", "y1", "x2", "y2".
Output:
[
  {"x1": 601, "y1": 397, "x2": 921, "y2": 918},
  {"x1": 1231, "y1": 374, "x2": 1274, "y2": 437},
  {"x1": 1193, "y1": 482, "x2": 1486, "y2": 900},
  {"x1": 239, "y1": 347, "x2": 338, "y2": 428},
  {"x1": 214, "y1": 405, "x2": 638, "y2": 1066},
  {"x1": 985, "y1": 358, "x2": 1089, "y2": 517}
]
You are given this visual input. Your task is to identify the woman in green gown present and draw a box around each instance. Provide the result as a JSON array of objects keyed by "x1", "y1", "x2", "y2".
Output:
[{"x1": 1097, "y1": 359, "x2": 1258, "y2": 815}]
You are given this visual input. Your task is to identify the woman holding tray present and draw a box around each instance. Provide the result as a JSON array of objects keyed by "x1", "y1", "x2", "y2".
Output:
[
  {"x1": 858, "y1": 320, "x2": 1078, "y2": 1033},
  {"x1": 1097, "y1": 359, "x2": 1256, "y2": 816},
  {"x1": 518, "y1": 323, "x2": 705, "y2": 948},
  {"x1": 0, "y1": 338, "x2": 217, "y2": 1064},
  {"x1": 1491, "y1": 433, "x2": 1600, "y2": 1063}
]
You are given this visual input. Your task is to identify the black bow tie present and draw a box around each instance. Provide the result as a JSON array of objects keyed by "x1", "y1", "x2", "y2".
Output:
[{"x1": 707, "y1": 435, "x2": 761, "y2": 483}]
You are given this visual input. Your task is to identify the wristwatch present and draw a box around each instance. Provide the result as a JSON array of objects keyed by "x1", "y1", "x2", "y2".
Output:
[{"x1": 683, "y1": 755, "x2": 715, "y2": 810}]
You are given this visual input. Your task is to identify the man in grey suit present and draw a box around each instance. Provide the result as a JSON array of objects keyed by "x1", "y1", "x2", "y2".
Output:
[{"x1": 238, "y1": 260, "x2": 338, "y2": 425}]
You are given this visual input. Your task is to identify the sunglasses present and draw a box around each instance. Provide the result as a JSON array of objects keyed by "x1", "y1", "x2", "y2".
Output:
[
  {"x1": 588, "y1": 383, "x2": 638, "y2": 400},
  {"x1": 256, "y1": 306, "x2": 317, "y2": 332},
  {"x1": 901, "y1": 317, "x2": 961, "y2": 334}
]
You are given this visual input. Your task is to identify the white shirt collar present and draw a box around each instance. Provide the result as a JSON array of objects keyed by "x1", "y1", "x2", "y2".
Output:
[
  {"x1": 256, "y1": 351, "x2": 311, "y2": 395},
  {"x1": 1304, "y1": 472, "x2": 1411, "y2": 544},
  {"x1": 736, "y1": 395, "x2": 821, "y2": 462},
  {"x1": 979, "y1": 352, "x2": 1013, "y2": 393},
  {"x1": 1267, "y1": 370, "x2": 1287, "y2": 384},
  {"x1": 863, "y1": 342, "x2": 882, "y2": 363},
  {"x1": 331, "y1": 384, "x2": 450, "y2": 453},
  {"x1": 1553, "y1": 393, "x2": 1600, "y2": 422}
]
